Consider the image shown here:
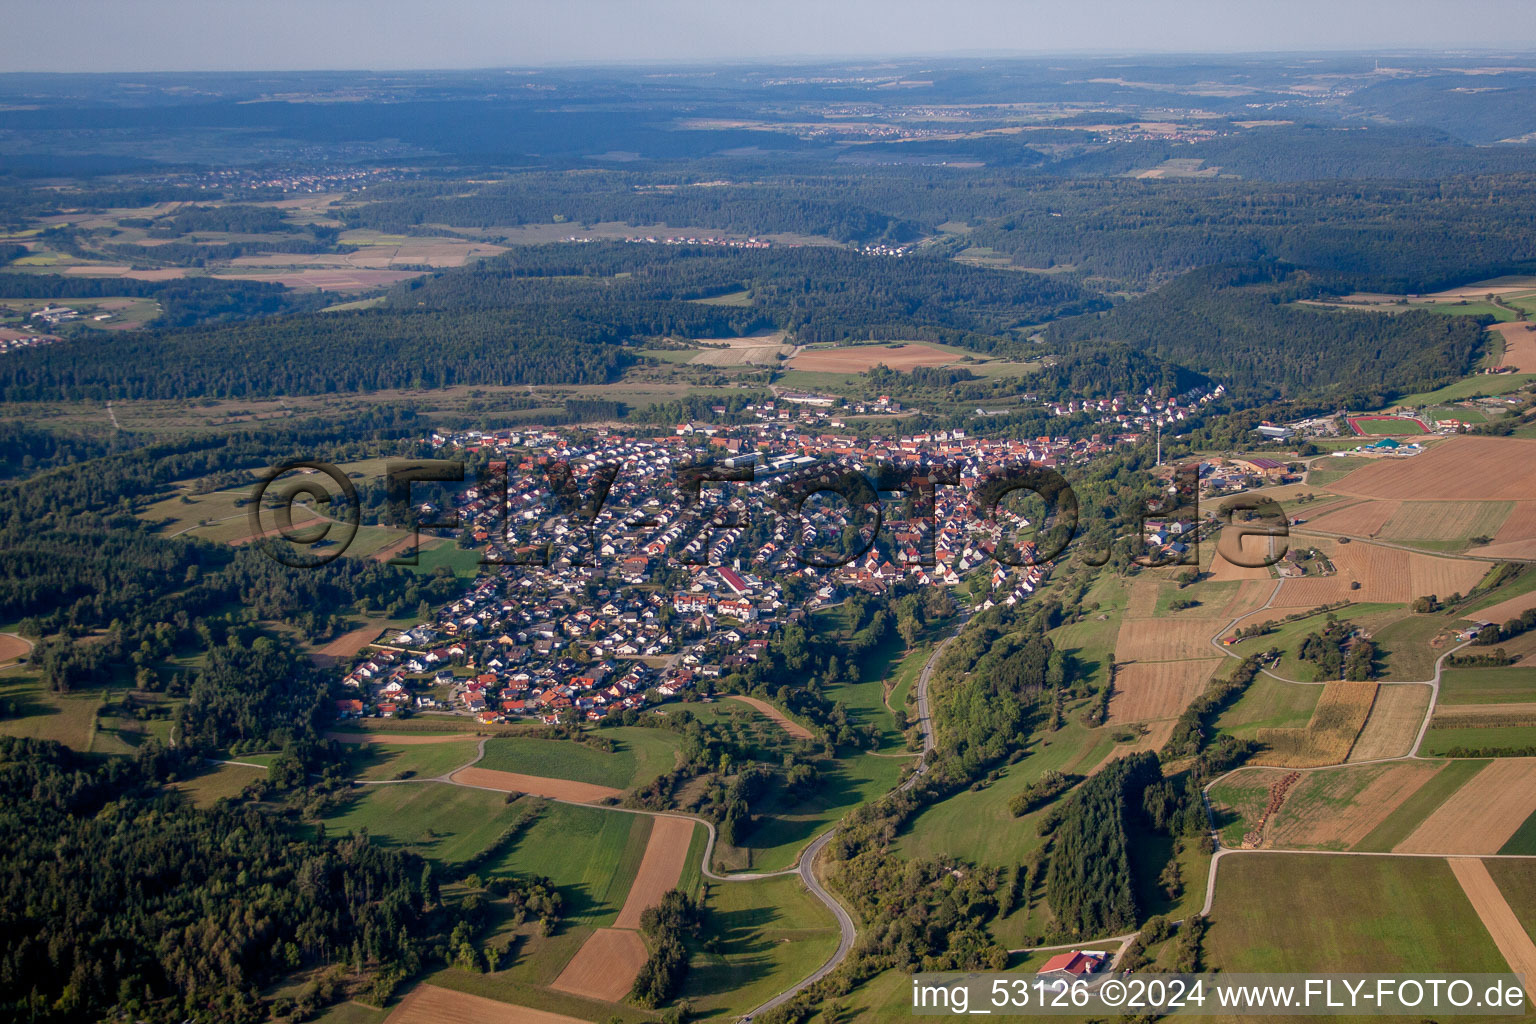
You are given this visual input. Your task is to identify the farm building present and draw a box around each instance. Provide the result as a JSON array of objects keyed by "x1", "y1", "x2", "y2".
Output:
[{"x1": 1036, "y1": 950, "x2": 1107, "y2": 979}]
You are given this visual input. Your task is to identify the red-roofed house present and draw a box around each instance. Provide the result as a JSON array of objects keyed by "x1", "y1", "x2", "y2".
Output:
[{"x1": 1036, "y1": 951, "x2": 1106, "y2": 979}]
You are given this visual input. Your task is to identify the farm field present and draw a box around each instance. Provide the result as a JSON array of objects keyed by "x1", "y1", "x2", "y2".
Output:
[
  {"x1": 1377, "y1": 500, "x2": 1514, "y2": 547},
  {"x1": 1216, "y1": 675, "x2": 1323, "y2": 738},
  {"x1": 686, "y1": 331, "x2": 792, "y2": 366},
  {"x1": 612, "y1": 815, "x2": 695, "y2": 929},
  {"x1": 1251, "y1": 681, "x2": 1377, "y2": 767},
  {"x1": 489, "y1": 801, "x2": 652, "y2": 927},
  {"x1": 1329, "y1": 436, "x2": 1536, "y2": 502},
  {"x1": 171, "y1": 761, "x2": 267, "y2": 808},
  {"x1": 349, "y1": 741, "x2": 480, "y2": 781},
  {"x1": 476, "y1": 730, "x2": 679, "y2": 790},
  {"x1": 1114, "y1": 617, "x2": 1225, "y2": 662},
  {"x1": 1438, "y1": 667, "x2": 1536, "y2": 705},
  {"x1": 1489, "y1": 321, "x2": 1536, "y2": 372},
  {"x1": 786, "y1": 341, "x2": 973, "y2": 373},
  {"x1": 450, "y1": 767, "x2": 623, "y2": 803},
  {"x1": 1447, "y1": 858, "x2": 1536, "y2": 997},
  {"x1": 1370, "y1": 613, "x2": 1457, "y2": 682},
  {"x1": 1347, "y1": 684, "x2": 1431, "y2": 760},
  {"x1": 1395, "y1": 758, "x2": 1536, "y2": 854},
  {"x1": 1420, "y1": 723, "x2": 1536, "y2": 757},
  {"x1": 384, "y1": 984, "x2": 592, "y2": 1024},
  {"x1": 1302, "y1": 498, "x2": 1399, "y2": 537},
  {"x1": 1486, "y1": 858, "x2": 1536, "y2": 928},
  {"x1": 319, "y1": 782, "x2": 521, "y2": 865},
  {"x1": 1353, "y1": 758, "x2": 1488, "y2": 852},
  {"x1": 1106, "y1": 658, "x2": 1221, "y2": 724},
  {"x1": 549, "y1": 928, "x2": 647, "y2": 1002},
  {"x1": 1212, "y1": 761, "x2": 1443, "y2": 851},
  {"x1": 1206, "y1": 853, "x2": 1507, "y2": 974},
  {"x1": 1482, "y1": 501, "x2": 1536, "y2": 561},
  {"x1": 1267, "y1": 538, "x2": 1491, "y2": 607},
  {"x1": 724, "y1": 695, "x2": 813, "y2": 739},
  {"x1": 1476, "y1": 584, "x2": 1536, "y2": 627},
  {"x1": 683, "y1": 874, "x2": 841, "y2": 1024}
]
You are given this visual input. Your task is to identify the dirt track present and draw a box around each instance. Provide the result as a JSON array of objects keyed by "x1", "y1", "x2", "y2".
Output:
[
  {"x1": 449, "y1": 766, "x2": 623, "y2": 803},
  {"x1": 1449, "y1": 858, "x2": 1536, "y2": 1000}
]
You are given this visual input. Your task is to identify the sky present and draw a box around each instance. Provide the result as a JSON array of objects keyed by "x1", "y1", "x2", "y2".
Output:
[{"x1": 8, "y1": 0, "x2": 1536, "y2": 73}]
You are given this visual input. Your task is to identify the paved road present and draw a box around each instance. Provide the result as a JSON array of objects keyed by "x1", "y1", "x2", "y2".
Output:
[{"x1": 900, "y1": 611, "x2": 969, "y2": 792}]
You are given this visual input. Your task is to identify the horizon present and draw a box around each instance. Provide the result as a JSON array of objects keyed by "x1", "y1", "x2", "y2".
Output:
[{"x1": 8, "y1": 0, "x2": 1536, "y2": 74}]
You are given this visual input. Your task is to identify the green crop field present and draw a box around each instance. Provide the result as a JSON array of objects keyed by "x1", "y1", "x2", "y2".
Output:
[
  {"x1": 1498, "y1": 811, "x2": 1536, "y2": 856},
  {"x1": 1394, "y1": 374, "x2": 1536, "y2": 408},
  {"x1": 1486, "y1": 858, "x2": 1536, "y2": 926},
  {"x1": 1420, "y1": 724, "x2": 1536, "y2": 756},
  {"x1": 1216, "y1": 676, "x2": 1323, "y2": 737},
  {"x1": 1438, "y1": 667, "x2": 1536, "y2": 705},
  {"x1": 478, "y1": 729, "x2": 678, "y2": 789},
  {"x1": 489, "y1": 801, "x2": 651, "y2": 926},
  {"x1": 347, "y1": 740, "x2": 481, "y2": 781},
  {"x1": 685, "y1": 874, "x2": 840, "y2": 1024},
  {"x1": 319, "y1": 782, "x2": 520, "y2": 865},
  {"x1": 1206, "y1": 853, "x2": 1506, "y2": 973},
  {"x1": 1372, "y1": 613, "x2": 1455, "y2": 681},
  {"x1": 1354, "y1": 759, "x2": 1487, "y2": 851}
]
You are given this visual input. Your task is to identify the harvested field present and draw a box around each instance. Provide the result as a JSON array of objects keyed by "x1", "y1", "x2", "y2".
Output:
[
  {"x1": 1318, "y1": 539, "x2": 1491, "y2": 604},
  {"x1": 1347, "y1": 684, "x2": 1432, "y2": 761},
  {"x1": 1304, "y1": 499, "x2": 1399, "y2": 537},
  {"x1": 1490, "y1": 321, "x2": 1536, "y2": 373},
  {"x1": 1396, "y1": 758, "x2": 1536, "y2": 854},
  {"x1": 1219, "y1": 579, "x2": 1277, "y2": 619},
  {"x1": 1114, "y1": 618, "x2": 1225, "y2": 662},
  {"x1": 386, "y1": 983, "x2": 590, "y2": 1024},
  {"x1": 1330, "y1": 436, "x2": 1536, "y2": 502},
  {"x1": 449, "y1": 766, "x2": 623, "y2": 803},
  {"x1": 1377, "y1": 501, "x2": 1513, "y2": 544},
  {"x1": 1252, "y1": 681, "x2": 1377, "y2": 768},
  {"x1": 0, "y1": 634, "x2": 30, "y2": 665},
  {"x1": 787, "y1": 343, "x2": 962, "y2": 373},
  {"x1": 687, "y1": 331, "x2": 792, "y2": 366},
  {"x1": 310, "y1": 623, "x2": 380, "y2": 665},
  {"x1": 1125, "y1": 580, "x2": 1160, "y2": 617},
  {"x1": 550, "y1": 928, "x2": 648, "y2": 1002},
  {"x1": 1107, "y1": 658, "x2": 1222, "y2": 724},
  {"x1": 1209, "y1": 533, "x2": 1277, "y2": 581},
  {"x1": 1478, "y1": 586, "x2": 1536, "y2": 627},
  {"x1": 1268, "y1": 762, "x2": 1440, "y2": 850},
  {"x1": 1432, "y1": 702, "x2": 1536, "y2": 723},
  {"x1": 1482, "y1": 501, "x2": 1536, "y2": 561},
  {"x1": 613, "y1": 815, "x2": 695, "y2": 930},
  {"x1": 1269, "y1": 575, "x2": 1351, "y2": 608},
  {"x1": 725, "y1": 695, "x2": 813, "y2": 739},
  {"x1": 371, "y1": 533, "x2": 424, "y2": 563},
  {"x1": 1448, "y1": 858, "x2": 1536, "y2": 1000}
]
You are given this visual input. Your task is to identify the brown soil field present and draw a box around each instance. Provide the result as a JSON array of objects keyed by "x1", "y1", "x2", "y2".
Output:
[
  {"x1": 1478, "y1": 587, "x2": 1536, "y2": 628},
  {"x1": 1304, "y1": 499, "x2": 1401, "y2": 538},
  {"x1": 787, "y1": 343, "x2": 962, "y2": 373},
  {"x1": 1125, "y1": 580, "x2": 1160, "y2": 617},
  {"x1": 1220, "y1": 579, "x2": 1278, "y2": 618},
  {"x1": 725, "y1": 695, "x2": 813, "y2": 739},
  {"x1": 1378, "y1": 501, "x2": 1514, "y2": 544},
  {"x1": 1108, "y1": 658, "x2": 1222, "y2": 724},
  {"x1": 1253, "y1": 682, "x2": 1378, "y2": 768},
  {"x1": 1330, "y1": 437, "x2": 1536, "y2": 501},
  {"x1": 371, "y1": 533, "x2": 428, "y2": 563},
  {"x1": 550, "y1": 928, "x2": 648, "y2": 1002},
  {"x1": 310, "y1": 623, "x2": 380, "y2": 664},
  {"x1": 1209, "y1": 533, "x2": 1278, "y2": 581},
  {"x1": 0, "y1": 634, "x2": 30, "y2": 665},
  {"x1": 449, "y1": 766, "x2": 623, "y2": 803},
  {"x1": 1346, "y1": 684, "x2": 1431, "y2": 761},
  {"x1": 1087, "y1": 719, "x2": 1178, "y2": 774},
  {"x1": 1316, "y1": 539, "x2": 1491, "y2": 604},
  {"x1": 1396, "y1": 758, "x2": 1536, "y2": 854},
  {"x1": 1267, "y1": 761, "x2": 1440, "y2": 850},
  {"x1": 386, "y1": 983, "x2": 590, "y2": 1024},
  {"x1": 327, "y1": 731, "x2": 470, "y2": 745},
  {"x1": 1491, "y1": 321, "x2": 1536, "y2": 373},
  {"x1": 1115, "y1": 618, "x2": 1225, "y2": 662},
  {"x1": 613, "y1": 815, "x2": 696, "y2": 930},
  {"x1": 1481, "y1": 501, "x2": 1536, "y2": 561},
  {"x1": 1449, "y1": 858, "x2": 1536, "y2": 999}
]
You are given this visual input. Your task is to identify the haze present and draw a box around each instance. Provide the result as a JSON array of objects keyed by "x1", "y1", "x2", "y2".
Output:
[{"x1": 8, "y1": 0, "x2": 1536, "y2": 74}]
